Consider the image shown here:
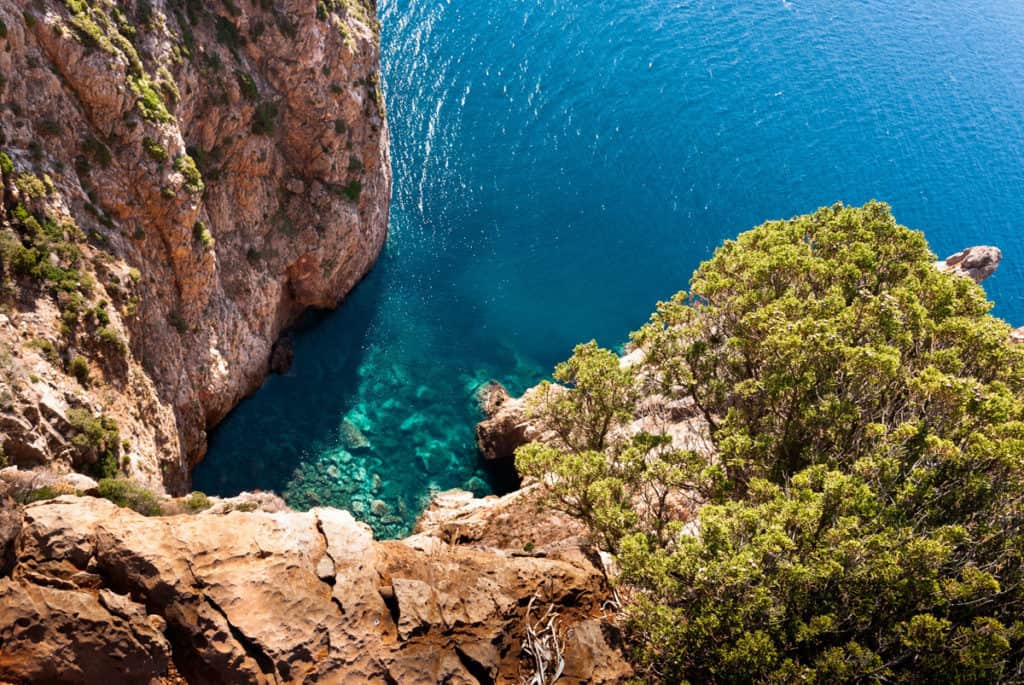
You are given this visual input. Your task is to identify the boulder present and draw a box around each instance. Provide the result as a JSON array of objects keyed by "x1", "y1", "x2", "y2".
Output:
[
  {"x1": 475, "y1": 382, "x2": 536, "y2": 463},
  {"x1": 935, "y1": 245, "x2": 1002, "y2": 283}
]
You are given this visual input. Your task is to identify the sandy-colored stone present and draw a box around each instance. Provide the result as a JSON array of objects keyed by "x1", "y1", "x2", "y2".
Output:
[{"x1": 0, "y1": 497, "x2": 631, "y2": 683}]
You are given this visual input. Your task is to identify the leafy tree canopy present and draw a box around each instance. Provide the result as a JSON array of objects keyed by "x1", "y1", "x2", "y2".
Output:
[{"x1": 517, "y1": 202, "x2": 1024, "y2": 683}]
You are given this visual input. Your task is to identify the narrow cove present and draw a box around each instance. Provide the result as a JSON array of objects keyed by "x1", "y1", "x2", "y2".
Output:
[{"x1": 194, "y1": 0, "x2": 1024, "y2": 537}]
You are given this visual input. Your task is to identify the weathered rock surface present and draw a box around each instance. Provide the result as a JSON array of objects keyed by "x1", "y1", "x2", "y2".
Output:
[
  {"x1": 0, "y1": 0, "x2": 390, "y2": 491},
  {"x1": 0, "y1": 497, "x2": 631, "y2": 684},
  {"x1": 475, "y1": 381, "x2": 539, "y2": 465},
  {"x1": 935, "y1": 245, "x2": 1003, "y2": 283}
]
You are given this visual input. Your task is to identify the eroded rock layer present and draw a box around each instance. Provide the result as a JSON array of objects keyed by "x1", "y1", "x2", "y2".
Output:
[{"x1": 0, "y1": 496, "x2": 631, "y2": 684}]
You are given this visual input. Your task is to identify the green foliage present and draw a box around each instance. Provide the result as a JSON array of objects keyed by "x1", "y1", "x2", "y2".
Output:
[
  {"x1": 82, "y1": 136, "x2": 112, "y2": 167},
  {"x1": 193, "y1": 220, "x2": 214, "y2": 248},
  {"x1": 15, "y1": 172, "x2": 48, "y2": 198},
  {"x1": 142, "y1": 136, "x2": 169, "y2": 162},
  {"x1": 67, "y1": 355, "x2": 90, "y2": 386},
  {"x1": 156, "y1": 66, "x2": 181, "y2": 107},
  {"x1": 341, "y1": 179, "x2": 362, "y2": 202},
  {"x1": 97, "y1": 478, "x2": 162, "y2": 516},
  {"x1": 183, "y1": 491, "x2": 211, "y2": 512},
  {"x1": 27, "y1": 337, "x2": 60, "y2": 365},
  {"x1": 67, "y1": 408, "x2": 120, "y2": 479},
  {"x1": 129, "y1": 74, "x2": 172, "y2": 123},
  {"x1": 235, "y1": 70, "x2": 258, "y2": 100},
  {"x1": 0, "y1": 151, "x2": 13, "y2": 175},
  {"x1": 174, "y1": 154, "x2": 204, "y2": 193},
  {"x1": 251, "y1": 101, "x2": 279, "y2": 135},
  {"x1": 526, "y1": 341, "x2": 638, "y2": 452},
  {"x1": 520, "y1": 202, "x2": 1024, "y2": 683},
  {"x1": 97, "y1": 325, "x2": 126, "y2": 353},
  {"x1": 15, "y1": 486, "x2": 60, "y2": 505},
  {"x1": 39, "y1": 119, "x2": 62, "y2": 137},
  {"x1": 169, "y1": 311, "x2": 187, "y2": 334},
  {"x1": 215, "y1": 15, "x2": 243, "y2": 49}
]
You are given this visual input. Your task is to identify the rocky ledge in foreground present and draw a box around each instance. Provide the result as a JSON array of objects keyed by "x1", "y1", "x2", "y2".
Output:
[{"x1": 0, "y1": 496, "x2": 631, "y2": 684}]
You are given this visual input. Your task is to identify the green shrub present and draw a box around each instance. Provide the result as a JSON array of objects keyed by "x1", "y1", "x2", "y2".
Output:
[
  {"x1": 520, "y1": 202, "x2": 1024, "y2": 683},
  {"x1": 97, "y1": 326, "x2": 126, "y2": 353},
  {"x1": 129, "y1": 74, "x2": 172, "y2": 123},
  {"x1": 82, "y1": 136, "x2": 112, "y2": 167},
  {"x1": 67, "y1": 355, "x2": 90, "y2": 386},
  {"x1": 97, "y1": 478, "x2": 162, "y2": 516},
  {"x1": 142, "y1": 136, "x2": 168, "y2": 162},
  {"x1": 174, "y1": 154, "x2": 204, "y2": 193},
  {"x1": 0, "y1": 151, "x2": 14, "y2": 175},
  {"x1": 184, "y1": 491, "x2": 211, "y2": 512},
  {"x1": 251, "y1": 101, "x2": 278, "y2": 135},
  {"x1": 193, "y1": 220, "x2": 214, "y2": 248},
  {"x1": 39, "y1": 119, "x2": 61, "y2": 137},
  {"x1": 67, "y1": 408, "x2": 120, "y2": 479},
  {"x1": 235, "y1": 70, "x2": 258, "y2": 100},
  {"x1": 341, "y1": 179, "x2": 361, "y2": 202},
  {"x1": 15, "y1": 486, "x2": 60, "y2": 504},
  {"x1": 169, "y1": 311, "x2": 187, "y2": 333},
  {"x1": 215, "y1": 15, "x2": 242, "y2": 48},
  {"x1": 27, "y1": 337, "x2": 60, "y2": 364},
  {"x1": 15, "y1": 172, "x2": 48, "y2": 198}
]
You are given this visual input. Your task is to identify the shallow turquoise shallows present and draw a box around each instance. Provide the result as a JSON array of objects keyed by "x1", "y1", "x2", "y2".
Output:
[{"x1": 193, "y1": 0, "x2": 1024, "y2": 537}]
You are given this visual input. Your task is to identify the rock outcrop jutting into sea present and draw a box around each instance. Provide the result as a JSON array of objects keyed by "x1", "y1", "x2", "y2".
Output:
[{"x1": 0, "y1": 0, "x2": 390, "y2": 491}]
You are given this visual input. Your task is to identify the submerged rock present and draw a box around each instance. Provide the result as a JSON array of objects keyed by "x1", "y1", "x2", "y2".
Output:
[{"x1": 340, "y1": 418, "x2": 371, "y2": 450}]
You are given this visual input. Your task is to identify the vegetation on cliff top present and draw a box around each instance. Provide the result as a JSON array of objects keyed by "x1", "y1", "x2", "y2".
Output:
[{"x1": 518, "y1": 202, "x2": 1024, "y2": 683}]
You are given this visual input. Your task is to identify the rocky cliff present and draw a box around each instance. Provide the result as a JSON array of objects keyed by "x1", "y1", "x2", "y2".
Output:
[
  {"x1": 0, "y1": 0, "x2": 390, "y2": 492},
  {"x1": 0, "y1": 495, "x2": 631, "y2": 684}
]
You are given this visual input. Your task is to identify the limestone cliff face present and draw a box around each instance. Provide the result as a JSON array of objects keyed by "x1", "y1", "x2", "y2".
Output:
[{"x1": 0, "y1": 0, "x2": 390, "y2": 491}]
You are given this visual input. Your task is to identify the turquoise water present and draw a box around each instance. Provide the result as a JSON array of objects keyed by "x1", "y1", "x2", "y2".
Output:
[{"x1": 194, "y1": 0, "x2": 1024, "y2": 538}]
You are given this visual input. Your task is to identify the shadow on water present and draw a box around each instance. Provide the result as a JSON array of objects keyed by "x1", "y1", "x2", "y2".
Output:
[
  {"x1": 197, "y1": 0, "x2": 1024, "y2": 538},
  {"x1": 193, "y1": 246, "x2": 539, "y2": 538}
]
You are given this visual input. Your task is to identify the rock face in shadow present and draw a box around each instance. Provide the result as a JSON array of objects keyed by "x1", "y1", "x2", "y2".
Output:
[
  {"x1": 475, "y1": 382, "x2": 539, "y2": 466},
  {"x1": 0, "y1": 497, "x2": 632, "y2": 684},
  {"x1": 0, "y1": 0, "x2": 390, "y2": 491}
]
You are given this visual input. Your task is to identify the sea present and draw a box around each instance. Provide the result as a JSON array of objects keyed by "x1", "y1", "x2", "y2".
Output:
[{"x1": 193, "y1": 0, "x2": 1024, "y2": 537}]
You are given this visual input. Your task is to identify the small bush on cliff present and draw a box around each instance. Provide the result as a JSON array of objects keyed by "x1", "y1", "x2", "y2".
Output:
[
  {"x1": 97, "y1": 478, "x2": 163, "y2": 516},
  {"x1": 142, "y1": 136, "x2": 169, "y2": 162},
  {"x1": 67, "y1": 355, "x2": 91, "y2": 386},
  {"x1": 175, "y1": 154, "x2": 204, "y2": 194},
  {"x1": 518, "y1": 202, "x2": 1024, "y2": 683},
  {"x1": 251, "y1": 101, "x2": 279, "y2": 135},
  {"x1": 183, "y1": 491, "x2": 211, "y2": 512},
  {"x1": 67, "y1": 408, "x2": 120, "y2": 479}
]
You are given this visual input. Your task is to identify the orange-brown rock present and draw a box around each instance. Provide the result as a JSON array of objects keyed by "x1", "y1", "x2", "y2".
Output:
[
  {"x1": 0, "y1": 497, "x2": 632, "y2": 684},
  {"x1": 0, "y1": 0, "x2": 390, "y2": 492}
]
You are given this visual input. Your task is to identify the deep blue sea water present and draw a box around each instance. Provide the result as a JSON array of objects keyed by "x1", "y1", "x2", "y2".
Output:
[{"x1": 194, "y1": 0, "x2": 1024, "y2": 537}]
